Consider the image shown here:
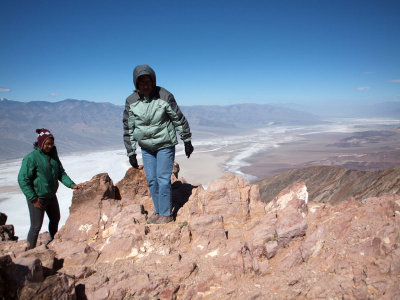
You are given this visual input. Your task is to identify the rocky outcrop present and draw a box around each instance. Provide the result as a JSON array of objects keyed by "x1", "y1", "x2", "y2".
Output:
[
  {"x1": 0, "y1": 212, "x2": 7, "y2": 225},
  {"x1": 257, "y1": 165, "x2": 400, "y2": 204},
  {"x1": 0, "y1": 212, "x2": 18, "y2": 242},
  {"x1": 0, "y1": 247, "x2": 75, "y2": 299},
  {"x1": 1, "y1": 165, "x2": 400, "y2": 299}
]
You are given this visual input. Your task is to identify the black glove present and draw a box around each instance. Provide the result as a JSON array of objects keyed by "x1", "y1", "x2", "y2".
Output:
[
  {"x1": 184, "y1": 141, "x2": 194, "y2": 158},
  {"x1": 129, "y1": 155, "x2": 139, "y2": 169}
]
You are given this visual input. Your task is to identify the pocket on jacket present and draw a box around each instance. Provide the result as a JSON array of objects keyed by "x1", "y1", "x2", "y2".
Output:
[{"x1": 133, "y1": 129, "x2": 145, "y2": 141}]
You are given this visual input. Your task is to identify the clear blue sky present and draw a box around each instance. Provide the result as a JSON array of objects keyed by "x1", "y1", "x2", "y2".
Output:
[{"x1": 1, "y1": 0, "x2": 399, "y2": 109}]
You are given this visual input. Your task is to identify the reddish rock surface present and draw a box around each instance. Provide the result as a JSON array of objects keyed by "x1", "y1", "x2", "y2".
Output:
[{"x1": 1, "y1": 165, "x2": 399, "y2": 299}]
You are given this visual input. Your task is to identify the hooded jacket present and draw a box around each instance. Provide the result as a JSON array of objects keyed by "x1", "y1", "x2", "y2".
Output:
[
  {"x1": 123, "y1": 65, "x2": 192, "y2": 156},
  {"x1": 18, "y1": 147, "x2": 75, "y2": 202}
]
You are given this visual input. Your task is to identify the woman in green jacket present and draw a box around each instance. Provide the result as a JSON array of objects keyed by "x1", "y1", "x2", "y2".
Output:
[
  {"x1": 18, "y1": 128, "x2": 80, "y2": 249},
  {"x1": 123, "y1": 65, "x2": 194, "y2": 224}
]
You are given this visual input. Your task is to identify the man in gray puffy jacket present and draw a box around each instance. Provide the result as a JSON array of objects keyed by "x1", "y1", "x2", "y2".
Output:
[{"x1": 123, "y1": 64, "x2": 194, "y2": 224}]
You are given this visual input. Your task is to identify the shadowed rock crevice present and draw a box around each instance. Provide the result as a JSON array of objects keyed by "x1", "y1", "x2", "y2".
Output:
[{"x1": 171, "y1": 181, "x2": 197, "y2": 219}]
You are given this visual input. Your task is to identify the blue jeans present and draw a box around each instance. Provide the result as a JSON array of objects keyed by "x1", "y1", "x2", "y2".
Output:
[{"x1": 141, "y1": 146, "x2": 175, "y2": 216}]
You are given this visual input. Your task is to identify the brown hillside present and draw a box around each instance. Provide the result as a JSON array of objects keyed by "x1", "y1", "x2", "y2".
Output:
[{"x1": 256, "y1": 165, "x2": 400, "y2": 204}]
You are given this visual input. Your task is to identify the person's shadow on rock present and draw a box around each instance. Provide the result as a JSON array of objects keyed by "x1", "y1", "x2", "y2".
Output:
[{"x1": 171, "y1": 181, "x2": 197, "y2": 219}]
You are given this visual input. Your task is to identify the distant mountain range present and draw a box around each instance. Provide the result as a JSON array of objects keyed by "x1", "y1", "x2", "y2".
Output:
[
  {"x1": 274, "y1": 101, "x2": 400, "y2": 118},
  {"x1": 0, "y1": 98, "x2": 326, "y2": 161},
  {"x1": 0, "y1": 99, "x2": 124, "y2": 161},
  {"x1": 180, "y1": 103, "x2": 322, "y2": 128},
  {"x1": 3, "y1": 98, "x2": 399, "y2": 161},
  {"x1": 358, "y1": 101, "x2": 400, "y2": 118},
  {"x1": 2, "y1": 97, "x2": 399, "y2": 161}
]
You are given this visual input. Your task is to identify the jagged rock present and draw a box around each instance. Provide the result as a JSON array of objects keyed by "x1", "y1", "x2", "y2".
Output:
[
  {"x1": 116, "y1": 167, "x2": 150, "y2": 201},
  {"x1": 57, "y1": 173, "x2": 120, "y2": 243},
  {"x1": 0, "y1": 239, "x2": 27, "y2": 259},
  {"x1": 1, "y1": 253, "x2": 74, "y2": 300},
  {"x1": 188, "y1": 215, "x2": 227, "y2": 253},
  {"x1": 0, "y1": 212, "x2": 7, "y2": 226},
  {"x1": 300, "y1": 227, "x2": 325, "y2": 262},
  {"x1": 1, "y1": 164, "x2": 400, "y2": 299},
  {"x1": 18, "y1": 273, "x2": 76, "y2": 300},
  {"x1": 115, "y1": 165, "x2": 195, "y2": 217},
  {"x1": 0, "y1": 212, "x2": 18, "y2": 242},
  {"x1": 12, "y1": 256, "x2": 44, "y2": 283},
  {"x1": 17, "y1": 245, "x2": 58, "y2": 277},
  {"x1": 53, "y1": 172, "x2": 150, "y2": 267},
  {"x1": 272, "y1": 183, "x2": 308, "y2": 247},
  {"x1": 177, "y1": 173, "x2": 260, "y2": 239},
  {"x1": 265, "y1": 240, "x2": 278, "y2": 259},
  {"x1": 36, "y1": 232, "x2": 51, "y2": 247},
  {"x1": 252, "y1": 257, "x2": 270, "y2": 275},
  {"x1": 73, "y1": 266, "x2": 95, "y2": 280},
  {"x1": 51, "y1": 241, "x2": 100, "y2": 276},
  {"x1": 0, "y1": 224, "x2": 18, "y2": 241}
]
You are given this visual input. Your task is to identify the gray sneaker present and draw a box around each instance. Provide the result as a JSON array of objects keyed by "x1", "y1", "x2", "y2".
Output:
[{"x1": 147, "y1": 213, "x2": 159, "y2": 224}]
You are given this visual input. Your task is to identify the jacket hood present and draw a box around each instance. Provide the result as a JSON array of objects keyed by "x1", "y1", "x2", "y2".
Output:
[{"x1": 133, "y1": 65, "x2": 156, "y2": 89}]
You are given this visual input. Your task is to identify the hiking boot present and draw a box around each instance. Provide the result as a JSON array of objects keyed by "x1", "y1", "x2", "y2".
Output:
[
  {"x1": 147, "y1": 213, "x2": 159, "y2": 224},
  {"x1": 154, "y1": 216, "x2": 173, "y2": 224},
  {"x1": 45, "y1": 236, "x2": 54, "y2": 248}
]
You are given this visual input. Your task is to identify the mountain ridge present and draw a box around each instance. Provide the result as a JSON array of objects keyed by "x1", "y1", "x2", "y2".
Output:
[
  {"x1": 0, "y1": 98, "x2": 323, "y2": 161},
  {"x1": 256, "y1": 165, "x2": 400, "y2": 204}
]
